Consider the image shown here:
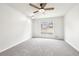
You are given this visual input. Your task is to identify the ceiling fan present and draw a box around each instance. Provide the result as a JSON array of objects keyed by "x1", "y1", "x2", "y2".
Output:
[{"x1": 29, "y1": 3, "x2": 54, "y2": 13}]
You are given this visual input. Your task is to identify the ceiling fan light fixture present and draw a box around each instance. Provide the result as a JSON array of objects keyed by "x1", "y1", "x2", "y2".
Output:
[{"x1": 38, "y1": 9, "x2": 45, "y2": 13}]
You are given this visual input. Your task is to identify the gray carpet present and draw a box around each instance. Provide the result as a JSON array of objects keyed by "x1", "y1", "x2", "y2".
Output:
[{"x1": 0, "y1": 38, "x2": 79, "y2": 56}]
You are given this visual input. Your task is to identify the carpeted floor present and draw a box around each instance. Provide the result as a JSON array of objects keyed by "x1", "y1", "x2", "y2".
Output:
[{"x1": 0, "y1": 38, "x2": 79, "y2": 56}]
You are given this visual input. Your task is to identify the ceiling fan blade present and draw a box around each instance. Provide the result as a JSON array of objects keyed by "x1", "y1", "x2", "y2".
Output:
[
  {"x1": 29, "y1": 3, "x2": 40, "y2": 9},
  {"x1": 33, "y1": 10, "x2": 38, "y2": 13},
  {"x1": 44, "y1": 8, "x2": 54, "y2": 10},
  {"x1": 40, "y1": 3, "x2": 47, "y2": 9}
]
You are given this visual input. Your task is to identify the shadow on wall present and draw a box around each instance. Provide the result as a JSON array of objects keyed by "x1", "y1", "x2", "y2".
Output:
[{"x1": 0, "y1": 4, "x2": 32, "y2": 53}]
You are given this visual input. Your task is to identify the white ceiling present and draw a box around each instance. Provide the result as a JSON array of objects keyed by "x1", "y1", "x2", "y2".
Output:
[{"x1": 6, "y1": 3, "x2": 75, "y2": 19}]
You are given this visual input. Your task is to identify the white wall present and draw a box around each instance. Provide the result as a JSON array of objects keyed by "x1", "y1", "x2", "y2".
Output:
[
  {"x1": 0, "y1": 4, "x2": 32, "y2": 52},
  {"x1": 32, "y1": 16, "x2": 64, "y2": 40},
  {"x1": 65, "y1": 4, "x2": 79, "y2": 51}
]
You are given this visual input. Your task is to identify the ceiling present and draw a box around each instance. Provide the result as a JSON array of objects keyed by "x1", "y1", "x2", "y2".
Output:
[{"x1": 6, "y1": 3, "x2": 75, "y2": 19}]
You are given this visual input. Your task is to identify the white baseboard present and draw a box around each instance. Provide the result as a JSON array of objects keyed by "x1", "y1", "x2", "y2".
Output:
[
  {"x1": 65, "y1": 40, "x2": 79, "y2": 52},
  {"x1": 0, "y1": 36, "x2": 32, "y2": 53}
]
